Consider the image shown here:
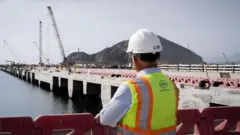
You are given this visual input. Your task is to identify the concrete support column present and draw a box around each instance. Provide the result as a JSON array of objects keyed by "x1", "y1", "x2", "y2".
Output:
[
  {"x1": 21, "y1": 71, "x2": 24, "y2": 79},
  {"x1": 52, "y1": 76, "x2": 59, "y2": 91},
  {"x1": 49, "y1": 76, "x2": 53, "y2": 91},
  {"x1": 101, "y1": 84, "x2": 111, "y2": 106},
  {"x1": 68, "y1": 78, "x2": 73, "y2": 98},
  {"x1": 58, "y1": 77, "x2": 61, "y2": 87},
  {"x1": 31, "y1": 73, "x2": 39, "y2": 85},
  {"x1": 27, "y1": 72, "x2": 31, "y2": 83},
  {"x1": 26, "y1": 72, "x2": 29, "y2": 82},
  {"x1": 29, "y1": 72, "x2": 32, "y2": 82},
  {"x1": 83, "y1": 81, "x2": 87, "y2": 95}
]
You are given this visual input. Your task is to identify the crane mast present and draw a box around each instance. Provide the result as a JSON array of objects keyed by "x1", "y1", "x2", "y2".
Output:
[
  {"x1": 39, "y1": 21, "x2": 43, "y2": 65},
  {"x1": 47, "y1": 6, "x2": 67, "y2": 65}
]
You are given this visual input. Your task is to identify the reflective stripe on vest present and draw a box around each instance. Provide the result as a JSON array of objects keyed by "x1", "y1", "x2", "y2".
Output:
[
  {"x1": 117, "y1": 127, "x2": 176, "y2": 135},
  {"x1": 117, "y1": 72, "x2": 178, "y2": 135}
]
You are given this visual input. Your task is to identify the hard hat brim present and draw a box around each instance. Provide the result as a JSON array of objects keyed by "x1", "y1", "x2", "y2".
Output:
[{"x1": 126, "y1": 48, "x2": 132, "y2": 53}]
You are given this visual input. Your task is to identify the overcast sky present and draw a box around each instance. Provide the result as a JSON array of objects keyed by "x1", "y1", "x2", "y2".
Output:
[{"x1": 0, "y1": 0, "x2": 239, "y2": 64}]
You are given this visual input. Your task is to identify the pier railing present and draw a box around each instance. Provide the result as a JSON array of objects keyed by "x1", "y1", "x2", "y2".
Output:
[
  {"x1": 74, "y1": 64, "x2": 240, "y2": 73},
  {"x1": 1, "y1": 64, "x2": 240, "y2": 73},
  {"x1": 158, "y1": 64, "x2": 240, "y2": 73}
]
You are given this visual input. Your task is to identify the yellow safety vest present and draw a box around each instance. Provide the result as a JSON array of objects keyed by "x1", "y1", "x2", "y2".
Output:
[{"x1": 117, "y1": 71, "x2": 178, "y2": 135}]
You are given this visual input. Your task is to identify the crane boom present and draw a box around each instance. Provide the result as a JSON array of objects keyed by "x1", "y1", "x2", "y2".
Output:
[
  {"x1": 39, "y1": 21, "x2": 43, "y2": 65},
  {"x1": 33, "y1": 41, "x2": 50, "y2": 65},
  {"x1": 222, "y1": 53, "x2": 229, "y2": 64},
  {"x1": 47, "y1": 6, "x2": 67, "y2": 64},
  {"x1": 3, "y1": 40, "x2": 21, "y2": 63}
]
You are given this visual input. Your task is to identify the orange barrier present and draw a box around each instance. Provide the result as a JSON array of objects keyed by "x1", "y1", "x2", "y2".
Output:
[
  {"x1": 93, "y1": 109, "x2": 204, "y2": 135},
  {"x1": 1, "y1": 107, "x2": 240, "y2": 135},
  {"x1": 176, "y1": 109, "x2": 201, "y2": 135},
  {"x1": 33, "y1": 113, "x2": 94, "y2": 135},
  {"x1": 0, "y1": 117, "x2": 33, "y2": 135},
  {"x1": 201, "y1": 107, "x2": 240, "y2": 135},
  {"x1": 169, "y1": 76, "x2": 240, "y2": 89},
  {"x1": 93, "y1": 107, "x2": 240, "y2": 135},
  {"x1": 92, "y1": 124, "x2": 115, "y2": 135}
]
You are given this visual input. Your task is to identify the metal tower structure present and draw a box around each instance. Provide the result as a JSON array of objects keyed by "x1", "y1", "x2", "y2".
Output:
[
  {"x1": 47, "y1": 6, "x2": 67, "y2": 65},
  {"x1": 39, "y1": 21, "x2": 43, "y2": 65}
]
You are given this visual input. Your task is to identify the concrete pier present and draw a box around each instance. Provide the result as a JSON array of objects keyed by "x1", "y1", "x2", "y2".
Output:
[{"x1": 1, "y1": 67, "x2": 240, "y2": 110}]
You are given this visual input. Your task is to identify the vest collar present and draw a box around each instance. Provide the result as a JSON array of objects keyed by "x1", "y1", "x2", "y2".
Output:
[{"x1": 136, "y1": 67, "x2": 161, "y2": 77}]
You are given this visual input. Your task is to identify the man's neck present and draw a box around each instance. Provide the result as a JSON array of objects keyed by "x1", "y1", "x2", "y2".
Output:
[{"x1": 137, "y1": 64, "x2": 158, "y2": 72}]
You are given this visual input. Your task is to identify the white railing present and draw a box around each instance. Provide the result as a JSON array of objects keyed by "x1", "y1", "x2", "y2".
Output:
[{"x1": 158, "y1": 64, "x2": 240, "y2": 73}]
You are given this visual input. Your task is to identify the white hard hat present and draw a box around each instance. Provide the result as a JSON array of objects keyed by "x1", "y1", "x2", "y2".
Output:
[{"x1": 126, "y1": 29, "x2": 162, "y2": 54}]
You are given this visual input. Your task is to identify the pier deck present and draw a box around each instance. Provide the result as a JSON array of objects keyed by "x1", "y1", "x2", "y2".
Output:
[{"x1": 1, "y1": 67, "x2": 240, "y2": 109}]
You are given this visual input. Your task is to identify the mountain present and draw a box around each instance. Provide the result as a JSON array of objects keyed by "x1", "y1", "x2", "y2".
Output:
[
  {"x1": 67, "y1": 36, "x2": 204, "y2": 65},
  {"x1": 67, "y1": 52, "x2": 91, "y2": 62}
]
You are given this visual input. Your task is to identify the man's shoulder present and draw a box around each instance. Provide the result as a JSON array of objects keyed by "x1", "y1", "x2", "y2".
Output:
[
  {"x1": 118, "y1": 78, "x2": 141, "y2": 92},
  {"x1": 111, "y1": 81, "x2": 132, "y2": 99},
  {"x1": 123, "y1": 77, "x2": 144, "y2": 83},
  {"x1": 119, "y1": 80, "x2": 132, "y2": 89}
]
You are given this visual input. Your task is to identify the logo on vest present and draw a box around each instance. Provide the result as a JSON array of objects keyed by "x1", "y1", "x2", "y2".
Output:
[{"x1": 159, "y1": 80, "x2": 169, "y2": 91}]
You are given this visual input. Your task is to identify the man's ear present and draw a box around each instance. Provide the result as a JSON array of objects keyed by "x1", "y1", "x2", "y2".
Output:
[{"x1": 132, "y1": 55, "x2": 138, "y2": 64}]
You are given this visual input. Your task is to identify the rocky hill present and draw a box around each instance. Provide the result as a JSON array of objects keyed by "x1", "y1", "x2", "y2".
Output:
[{"x1": 67, "y1": 36, "x2": 204, "y2": 64}]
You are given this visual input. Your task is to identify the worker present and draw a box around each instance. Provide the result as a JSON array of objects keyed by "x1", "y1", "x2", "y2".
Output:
[
  {"x1": 95, "y1": 29, "x2": 179, "y2": 135},
  {"x1": 74, "y1": 63, "x2": 77, "y2": 73}
]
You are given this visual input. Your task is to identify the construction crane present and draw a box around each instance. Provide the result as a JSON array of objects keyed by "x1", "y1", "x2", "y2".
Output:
[
  {"x1": 47, "y1": 6, "x2": 67, "y2": 66},
  {"x1": 39, "y1": 21, "x2": 43, "y2": 65},
  {"x1": 222, "y1": 53, "x2": 229, "y2": 64},
  {"x1": 2, "y1": 40, "x2": 21, "y2": 63},
  {"x1": 33, "y1": 41, "x2": 50, "y2": 65}
]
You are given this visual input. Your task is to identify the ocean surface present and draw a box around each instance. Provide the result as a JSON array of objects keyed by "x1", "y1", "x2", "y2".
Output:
[{"x1": 0, "y1": 71, "x2": 102, "y2": 118}]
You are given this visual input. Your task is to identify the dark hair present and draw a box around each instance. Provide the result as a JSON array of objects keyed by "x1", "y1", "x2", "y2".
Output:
[{"x1": 131, "y1": 52, "x2": 160, "y2": 63}]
